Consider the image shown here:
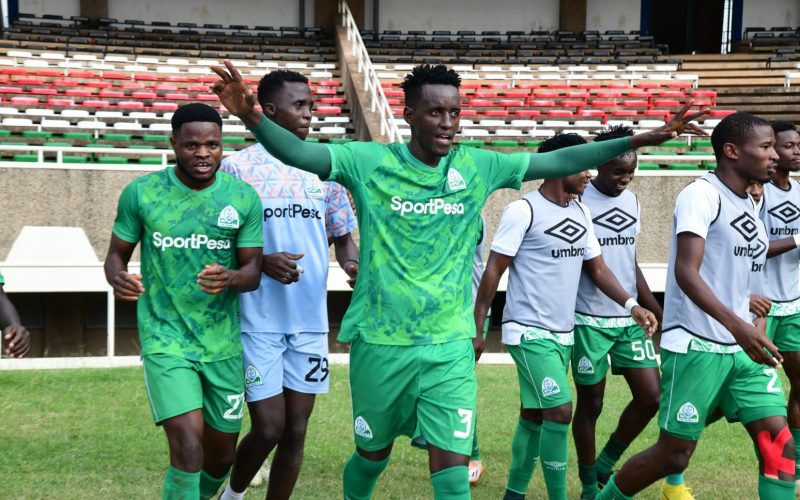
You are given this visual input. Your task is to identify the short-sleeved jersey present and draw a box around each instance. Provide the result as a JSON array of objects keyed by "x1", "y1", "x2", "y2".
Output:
[
  {"x1": 760, "y1": 180, "x2": 800, "y2": 309},
  {"x1": 662, "y1": 173, "x2": 759, "y2": 353},
  {"x1": 576, "y1": 181, "x2": 641, "y2": 323},
  {"x1": 325, "y1": 141, "x2": 529, "y2": 345},
  {"x1": 493, "y1": 190, "x2": 601, "y2": 345},
  {"x1": 112, "y1": 167, "x2": 263, "y2": 361},
  {"x1": 221, "y1": 144, "x2": 357, "y2": 334}
]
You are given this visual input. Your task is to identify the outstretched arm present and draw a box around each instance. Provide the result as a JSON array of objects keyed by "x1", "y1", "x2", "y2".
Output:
[
  {"x1": 210, "y1": 60, "x2": 332, "y2": 177},
  {"x1": 523, "y1": 103, "x2": 708, "y2": 181}
]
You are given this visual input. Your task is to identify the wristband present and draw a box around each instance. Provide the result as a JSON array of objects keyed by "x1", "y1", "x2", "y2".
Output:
[
  {"x1": 793, "y1": 235, "x2": 800, "y2": 248},
  {"x1": 624, "y1": 298, "x2": 639, "y2": 314}
]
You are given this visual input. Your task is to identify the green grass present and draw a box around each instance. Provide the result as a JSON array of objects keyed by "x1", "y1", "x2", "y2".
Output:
[{"x1": 0, "y1": 365, "x2": 767, "y2": 499}]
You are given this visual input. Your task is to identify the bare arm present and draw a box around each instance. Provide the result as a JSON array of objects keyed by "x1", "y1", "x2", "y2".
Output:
[
  {"x1": 104, "y1": 234, "x2": 144, "y2": 301},
  {"x1": 197, "y1": 246, "x2": 263, "y2": 294},
  {"x1": 674, "y1": 232, "x2": 781, "y2": 366},
  {"x1": 767, "y1": 236, "x2": 798, "y2": 258},
  {"x1": 635, "y1": 262, "x2": 664, "y2": 321},
  {"x1": 473, "y1": 251, "x2": 513, "y2": 361},
  {"x1": 583, "y1": 256, "x2": 658, "y2": 335},
  {"x1": 333, "y1": 232, "x2": 359, "y2": 288},
  {"x1": 0, "y1": 286, "x2": 30, "y2": 358}
]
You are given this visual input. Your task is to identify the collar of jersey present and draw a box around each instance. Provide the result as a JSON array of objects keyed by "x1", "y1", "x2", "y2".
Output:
[
  {"x1": 399, "y1": 142, "x2": 453, "y2": 173},
  {"x1": 168, "y1": 165, "x2": 222, "y2": 194}
]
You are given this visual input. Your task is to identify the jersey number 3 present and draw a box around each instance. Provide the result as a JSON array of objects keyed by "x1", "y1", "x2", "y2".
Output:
[{"x1": 453, "y1": 408, "x2": 473, "y2": 439}]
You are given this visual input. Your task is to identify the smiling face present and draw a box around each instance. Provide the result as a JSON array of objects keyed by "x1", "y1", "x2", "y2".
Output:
[
  {"x1": 774, "y1": 128, "x2": 800, "y2": 173},
  {"x1": 171, "y1": 121, "x2": 223, "y2": 190},
  {"x1": 265, "y1": 81, "x2": 313, "y2": 140},
  {"x1": 564, "y1": 169, "x2": 592, "y2": 197},
  {"x1": 594, "y1": 151, "x2": 637, "y2": 197},
  {"x1": 404, "y1": 83, "x2": 461, "y2": 167}
]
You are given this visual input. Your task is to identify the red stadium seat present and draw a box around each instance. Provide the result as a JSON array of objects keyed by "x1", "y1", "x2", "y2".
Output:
[
  {"x1": 386, "y1": 98, "x2": 402, "y2": 106},
  {"x1": 533, "y1": 90, "x2": 560, "y2": 98},
  {"x1": 709, "y1": 109, "x2": 736, "y2": 117},
  {"x1": 502, "y1": 91, "x2": 530, "y2": 98},
  {"x1": 653, "y1": 99, "x2": 681, "y2": 108},
  {"x1": 65, "y1": 89, "x2": 94, "y2": 97},
  {"x1": 589, "y1": 99, "x2": 617, "y2": 108},
  {"x1": 528, "y1": 99, "x2": 556, "y2": 107},
  {"x1": 565, "y1": 90, "x2": 589, "y2": 99},
  {"x1": 643, "y1": 110, "x2": 670, "y2": 120},
  {"x1": 513, "y1": 109, "x2": 541, "y2": 117},
  {"x1": 10, "y1": 96, "x2": 40, "y2": 105},
  {"x1": 166, "y1": 76, "x2": 189, "y2": 83},
  {"x1": 318, "y1": 80, "x2": 341, "y2": 87},
  {"x1": 625, "y1": 91, "x2": 651, "y2": 99},
  {"x1": 34, "y1": 69, "x2": 61, "y2": 77},
  {"x1": 316, "y1": 105, "x2": 342, "y2": 115},
  {"x1": 195, "y1": 94, "x2": 218, "y2": 101},
  {"x1": 384, "y1": 90, "x2": 403, "y2": 98},
  {"x1": 611, "y1": 109, "x2": 639, "y2": 117},
  {"x1": 319, "y1": 97, "x2": 346, "y2": 105},
  {"x1": 657, "y1": 90, "x2": 685, "y2": 99},
  {"x1": 561, "y1": 99, "x2": 586, "y2": 108},
  {"x1": 0, "y1": 85, "x2": 24, "y2": 93},
  {"x1": 500, "y1": 99, "x2": 525, "y2": 107},
  {"x1": 469, "y1": 98, "x2": 493, "y2": 107},
  {"x1": 606, "y1": 82, "x2": 630, "y2": 89},
  {"x1": 460, "y1": 109, "x2": 478, "y2": 116},
  {"x1": 634, "y1": 82, "x2": 660, "y2": 90},
  {"x1": 102, "y1": 72, "x2": 130, "y2": 80},
  {"x1": 16, "y1": 77, "x2": 45, "y2": 85},
  {"x1": 117, "y1": 100, "x2": 145, "y2": 109},
  {"x1": 623, "y1": 99, "x2": 650, "y2": 109},
  {"x1": 484, "y1": 109, "x2": 509, "y2": 117},
  {"x1": 122, "y1": 82, "x2": 147, "y2": 90},
  {"x1": 666, "y1": 81, "x2": 692, "y2": 89},
  {"x1": 151, "y1": 102, "x2": 178, "y2": 111},
  {"x1": 547, "y1": 109, "x2": 573, "y2": 117},
  {"x1": 474, "y1": 91, "x2": 498, "y2": 98},
  {"x1": 578, "y1": 109, "x2": 606, "y2": 119},
  {"x1": 1, "y1": 68, "x2": 27, "y2": 76},
  {"x1": 576, "y1": 82, "x2": 601, "y2": 90},
  {"x1": 487, "y1": 83, "x2": 511, "y2": 89},
  {"x1": 155, "y1": 83, "x2": 179, "y2": 91},
  {"x1": 461, "y1": 83, "x2": 481, "y2": 89},
  {"x1": 30, "y1": 87, "x2": 58, "y2": 95},
  {"x1": 314, "y1": 87, "x2": 338, "y2": 95},
  {"x1": 132, "y1": 91, "x2": 158, "y2": 99},
  {"x1": 596, "y1": 91, "x2": 622, "y2": 98},
  {"x1": 67, "y1": 70, "x2": 99, "y2": 79},
  {"x1": 82, "y1": 99, "x2": 111, "y2": 108},
  {"x1": 392, "y1": 107, "x2": 403, "y2": 116},
  {"x1": 164, "y1": 93, "x2": 191, "y2": 100},
  {"x1": 99, "y1": 89, "x2": 125, "y2": 98},
  {"x1": 48, "y1": 97, "x2": 74, "y2": 106},
  {"x1": 85, "y1": 81, "x2": 113, "y2": 89},
  {"x1": 134, "y1": 73, "x2": 158, "y2": 81}
]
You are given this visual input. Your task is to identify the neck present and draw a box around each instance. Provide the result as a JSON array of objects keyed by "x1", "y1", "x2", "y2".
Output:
[
  {"x1": 539, "y1": 182, "x2": 572, "y2": 206},
  {"x1": 174, "y1": 165, "x2": 214, "y2": 191},
  {"x1": 771, "y1": 168, "x2": 791, "y2": 189},
  {"x1": 715, "y1": 165, "x2": 749, "y2": 196},
  {"x1": 590, "y1": 178, "x2": 615, "y2": 197},
  {"x1": 408, "y1": 139, "x2": 442, "y2": 168}
]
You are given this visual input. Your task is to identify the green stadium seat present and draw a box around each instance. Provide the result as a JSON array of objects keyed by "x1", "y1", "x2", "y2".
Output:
[
  {"x1": 691, "y1": 139, "x2": 712, "y2": 150},
  {"x1": 12, "y1": 154, "x2": 39, "y2": 162},
  {"x1": 641, "y1": 150, "x2": 673, "y2": 156},
  {"x1": 63, "y1": 156, "x2": 89, "y2": 163},
  {"x1": 63, "y1": 132, "x2": 93, "y2": 140},
  {"x1": 0, "y1": 130, "x2": 12, "y2": 137},
  {"x1": 102, "y1": 133, "x2": 133, "y2": 142},
  {"x1": 138, "y1": 157, "x2": 164, "y2": 165},
  {"x1": 43, "y1": 142, "x2": 72, "y2": 147},
  {"x1": 92, "y1": 144, "x2": 115, "y2": 149},
  {"x1": 22, "y1": 131, "x2": 53, "y2": 139},
  {"x1": 329, "y1": 138, "x2": 354, "y2": 144},
  {"x1": 128, "y1": 145, "x2": 156, "y2": 149},
  {"x1": 704, "y1": 162, "x2": 717, "y2": 170},
  {"x1": 143, "y1": 134, "x2": 169, "y2": 142},
  {"x1": 97, "y1": 156, "x2": 129, "y2": 164},
  {"x1": 637, "y1": 163, "x2": 661, "y2": 170},
  {"x1": 524, "y1": 140, "x2": 541, "y2": 148},
  {"x1": 458, "y1": 139, "x2": 485, "y2": 147},
  {"x1": 667, "y1": 163, "x2": 700, "y2": 170},
  {"x1": 222, "y1": 136, "x2": 246, "y2": 144},
  {"x1": 305, "y1": 137, "x2": 320, "y2": 143},
  {"x1": 661, "y1": 139, "x2": 688, "y2": 148},
  {"x1": 491, "y1": 140, "x2": 520, "y2": 148}
]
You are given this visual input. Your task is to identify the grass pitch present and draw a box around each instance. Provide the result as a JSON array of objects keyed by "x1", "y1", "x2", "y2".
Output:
[{"x1": 1, "y1": 365, "x2": 763, "y2": 499}]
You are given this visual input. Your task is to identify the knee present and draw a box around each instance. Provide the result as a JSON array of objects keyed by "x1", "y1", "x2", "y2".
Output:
[
  {"x1": 250, "y1": 417, "x2": 285, "y2": 445},
  {"x1": 577, "y1": 396, "x2": 604, "y2": 422},
  {"x1": 169, "y1": 433, "x2": 204, "y2": 470},
  {"x1": 544, "y1": 404, "x2": 573, "y2": 425},
  {"x1": 283, "y1": 419, "x2": 309, "y2": 444},
  {"x1": 635, "y1": 390, "x2": 660, "y2": 416},
  {"x1": 662, "y1": 448, "x2": 693, "y2": 474}
]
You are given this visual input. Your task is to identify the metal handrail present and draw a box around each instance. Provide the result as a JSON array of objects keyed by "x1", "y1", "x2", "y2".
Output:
[{"x1": 337, "y1": 0, "x2": 403, "y2": 143}]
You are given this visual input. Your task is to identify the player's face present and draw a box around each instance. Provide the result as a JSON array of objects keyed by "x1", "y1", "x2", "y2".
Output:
[
  {"x1": 171, "y1": 121, "x2": 223, "y2": 190},
  {"x1": 594, "y1": 151, "x2": 637, "y2": 197},
  {"x1": 404, "y1": 84, "x2": 461, "y2": 166},
  {"x1": 734, "y1": 125, "x2": 777, "y2": 183},
  {"x1": 265, "y1": 81, "x2": 313, "y2": 140},
  {"x1": 774, "y1": 129, "x2": 800, "y2": 173},
  {"x1": 747, "y1": 181, "x2": 764, "y2": 204},
  {"x1": 564, "y1": 169, "x2": 592, "y2": 196}
]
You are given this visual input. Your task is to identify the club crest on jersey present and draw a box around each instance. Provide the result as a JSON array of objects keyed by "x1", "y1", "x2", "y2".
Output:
[
  {"x1": 577, "y1": 356, "x2": 594, "y2": 375},
  {"x1": 244, "y1": 365, "x2": 262, "y2": 387},
  {"x1": 217, "y1": 205, "x2": 240, "y2": 229},
  {"x1": 677, "y1": 402, "x2": 699, "y2": 423},
  {"x1": 354, "y1": 416, "x2": 373, "y2": 439},
  {"x1": 305, "y1": 178, "x2": 324, "y2": 198},
  {"x1": 541, "y1": 377, "x2": 560, "y2": 397},
  {"x1": 447, "y1": 168, "x2": 466, "y2": 191}
]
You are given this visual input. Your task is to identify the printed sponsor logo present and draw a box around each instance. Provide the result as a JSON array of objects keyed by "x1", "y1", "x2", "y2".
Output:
[
  {"x1": 545, "y1": 218, "x2": 587, "y2": 244},
  {"x1": 577, "y1": 356, "x2": 594, "y2": 375},
  {"x1": 768, "y1": 200, "x2": 800, "y2": 225},
  {"x1": 447, "y1": 168, "x2": 467, "y2": 191},
  {"x1": 543, "y1": 461, "x2": 567, "y2": 471},
  {"x1": 677, "y1": 402, "x2": 699, "y2": 423},
  {"x1": 592, "y1": 207, "x2": 637, "y2": 233},
  {"x1": 730, "y1": 212, "x2": 758, "y2": 242},
  {"x1": 541, "y1": 377, "x2": 561, "y2": 397},
  {"x1": 263, "y1": 204, "x2": 322, "y2": 220},
  {"x1": 244, "y1": 365, "x2": 262, "y2": 388},
  {"x1": 217, "y1": 205, "x2": 240, "y2": 229},
  {"x1": 152, "y1": 232, "x2": 231, "y2": 251},
  {"x1": 305, "y1": 178, "x2": 324, "y2": 197},
  {"x1": 390, "y1": 195, "x2": 465, "y2": 216},
  {"x1": 354, "y1": 416, "x2": 373, "y2": 439}
]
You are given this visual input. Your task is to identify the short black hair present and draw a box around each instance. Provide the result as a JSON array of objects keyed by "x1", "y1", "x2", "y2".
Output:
[
  {"x1": 594, "y1": 124, "x2": 634, "y2": 142},
  {"x1": 710, "y1": 112, "x2": 771, "y2": 159},
  {"x1": 538, "y1": 132, "x2": 587, "y2": 153},
  {"x1": 257, "y1": 69, "x2": 308, "y2": 109},
  {"x1": 772, "y1": 120, "x2": 798, "y2": 136},
  {"x1": 171, "y1": 103, "x2": 222, "y2": 133},
  {"x1": 401, "y1": 64, "x2": 461, "y2": 107}
]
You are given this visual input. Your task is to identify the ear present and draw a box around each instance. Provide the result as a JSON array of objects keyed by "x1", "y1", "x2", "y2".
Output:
[
  {"x1": 403, "y1": 106, "x2": 414, "y2": 127},
  {"x1": 723, "y1": 142, "x2": 739, "y2": 161},
  {"x1": 264, "y1": 102, "x2": 277, "y2": 118},
  {"x1": 170, "y1": 135, "x2": 177, "y2": 148}
]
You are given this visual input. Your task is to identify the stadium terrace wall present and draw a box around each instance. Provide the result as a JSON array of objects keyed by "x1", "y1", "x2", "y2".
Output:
[
  {"x1": 585, "y1": 0, "x2": 639, "y2": 34},
  {"x1": 742, "y1": 0, "x2": 800, "y2": 35}
]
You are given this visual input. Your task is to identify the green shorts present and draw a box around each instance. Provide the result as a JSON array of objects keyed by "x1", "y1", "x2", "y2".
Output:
[
  {"x1": 572, "y1": 323, "x2": 658, "y2": 385},
  {"x1": 348, "y1": 338, "x2": 476, "y2": 455},
  {"x1": 143, "y1": 353, "x2": 245, "y2": 434},
  {"x1": 658, "y1": 347, "x2": 786, "y2": 441},
  {"x1": 766, "y1": 312, "x2": 800, "y2": 352},
  {"x1": 508, "y1": 337, "x2": 572, "y2": 410}
]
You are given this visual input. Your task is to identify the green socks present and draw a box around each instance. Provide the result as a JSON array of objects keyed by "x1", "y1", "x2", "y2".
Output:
[
  {"x1": 431, "y1": 465, "x2": 469, "y2": 499},
  {"x1": 791, "y1": 427, "x2": 800, "y2": 476},
  {"x1": 596, "y1": 433, "x2": 629, "y2": 477},
  {"x1": 758, "y1": 474, "x2": 795, "y2": 500},
  {"x1": 343, "y1": 452, "x2": 390, "y2": 500},
  {"x1": 470, "y1": 417, "x2": 481, "y2": 461},
  {"x1": 595, "y1": 476, "x2": 633, "y2": 500},
  {"x1": 540, "y1": 421, "x2": 569, "y2": 500},
  {"x1": 578, "y1": 462, "x2": 598, "y2": 499},
  {"x1": 507, "y1": 418, "x2": 542, "y2": 494},
  {"x1": 665, "y1": 472, "x2": 685, "y2": 486},
  {"x1": 199, "y1": 469, "x2": 228, "y2": 500},
  {"x1": 163, "y1": 465, "x2": 200, "y2": 500}
]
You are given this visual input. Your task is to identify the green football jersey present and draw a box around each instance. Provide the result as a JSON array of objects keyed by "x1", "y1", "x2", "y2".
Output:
[
  {"x1": 326, "y1": 142, "x2": 529, "y2": 345},
  {"x1": 112, "y1": 167, "x2": 263, "y2": 361}
]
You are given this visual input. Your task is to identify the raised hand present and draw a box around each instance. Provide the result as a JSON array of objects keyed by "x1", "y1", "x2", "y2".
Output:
[
  {"x1": 631, "y1": 101, "x2": 711, "y2": 148},
  {"x1": 210, "y1": 59, "x2": 262, "y2": 127}
]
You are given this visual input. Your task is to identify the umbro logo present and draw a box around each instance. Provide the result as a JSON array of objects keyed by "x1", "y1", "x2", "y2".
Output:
[
  {"x1": 768, "y1": 201, "x2": 800, "y2": 225},
  {"x1": 592, "y1": 207, "x2": 637, "y2": 233},
  {"x1": 752, "y1": 238, "x2": 767, "y2": 261},
  {"x1": 729, "y1": 212, "x2": 758, "y2": 242},
  {"x1": 544, "y1": 218, "x2": 587, "y2": 244}
]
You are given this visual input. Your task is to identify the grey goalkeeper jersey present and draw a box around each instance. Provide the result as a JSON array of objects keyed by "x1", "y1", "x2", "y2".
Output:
[
  {"x1": 576, "y1": 181, "x2": 640, "y2": 320},
  {"x1": 662, "y1": 173, "x2": 760, "y2": 353},
  {"x1": 760, "y1": 179, "x2": 800, "y2": 310},
  {"x1": 493, "y1": 190, "x2": 601, "y2": 345}
]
